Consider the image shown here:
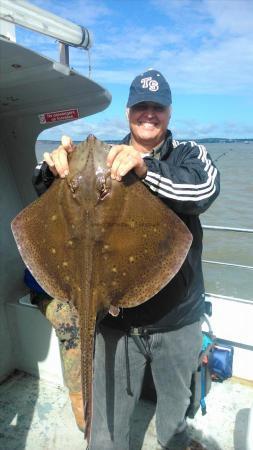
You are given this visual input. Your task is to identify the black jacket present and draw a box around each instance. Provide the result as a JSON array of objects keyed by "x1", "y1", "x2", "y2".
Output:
[{"x1": 33, "y1": 130, "x2": 220, "y2": 331}]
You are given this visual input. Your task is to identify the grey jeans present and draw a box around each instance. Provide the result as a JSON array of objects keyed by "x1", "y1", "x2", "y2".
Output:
[{"x1": 88, "y1": 321, "x2": 202, "y2": 450}]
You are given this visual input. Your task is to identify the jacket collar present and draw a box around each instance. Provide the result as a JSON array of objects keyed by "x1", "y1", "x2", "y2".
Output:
[{"x1": 120, "y1": 129, "x2": 173, "y2": 160}]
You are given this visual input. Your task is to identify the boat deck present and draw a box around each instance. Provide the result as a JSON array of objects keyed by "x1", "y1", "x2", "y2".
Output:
[{"x1": 0, "y1": 370, "x2": 252, "y2": 450}]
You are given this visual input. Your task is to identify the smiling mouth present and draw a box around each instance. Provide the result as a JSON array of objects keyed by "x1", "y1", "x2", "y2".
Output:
[{"x1": 138, "y1": 122, "x2": 158, "y2": 129}]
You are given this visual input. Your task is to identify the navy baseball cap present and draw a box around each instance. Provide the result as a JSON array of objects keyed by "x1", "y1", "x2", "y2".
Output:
[{"x1": 127, "y1": 69, "x2": 172, "y2": 108}]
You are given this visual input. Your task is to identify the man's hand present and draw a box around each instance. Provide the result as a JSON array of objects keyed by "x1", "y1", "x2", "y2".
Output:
[
  {"x1": 43, "y1": 135, "x2": 76, "y2": 178},
  {"x1": 107, "y1": 145, "x2": 147, "y2": 181}
]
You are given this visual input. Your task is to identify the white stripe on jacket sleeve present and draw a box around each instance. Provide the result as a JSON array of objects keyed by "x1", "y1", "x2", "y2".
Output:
[{"x1": 143, "y1": 143, "x2": 218, "y2": 201}]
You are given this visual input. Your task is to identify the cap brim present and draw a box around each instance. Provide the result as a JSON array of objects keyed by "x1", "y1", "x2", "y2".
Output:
[{"x1": 127, "y1": 93, "x2": 171, "y2": 108}]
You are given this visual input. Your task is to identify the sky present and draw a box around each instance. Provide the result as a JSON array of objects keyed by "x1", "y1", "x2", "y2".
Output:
[{"x1": 15, "y1": 0, "x2": 253, "y2": 141}]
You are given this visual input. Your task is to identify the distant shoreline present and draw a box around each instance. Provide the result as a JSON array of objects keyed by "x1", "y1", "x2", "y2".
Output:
[{"x1": 37, "y1": 138, "x2": 253, "y2": 144}]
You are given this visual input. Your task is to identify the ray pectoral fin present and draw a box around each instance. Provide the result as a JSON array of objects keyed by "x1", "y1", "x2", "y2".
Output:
[
  {"x1": 116, "y1": 222, "x2": 192, "y2": 309},
  {"x1": 118, "y1": 232, "x2": 191, "y2": 308},
  {"x1": 11, "y1": 179, "x2": 85, "y2": 302},
  {"x1": 11, "y1": 186, "x2": 68, "y2": 300},
  {"x1": 96, "y1": 190, "x2": 192, "y2": 310}
]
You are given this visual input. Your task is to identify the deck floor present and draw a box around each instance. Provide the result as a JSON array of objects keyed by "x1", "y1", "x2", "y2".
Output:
[{"x1": 0, "y1": 370, "x2": 252, "y2": 450}]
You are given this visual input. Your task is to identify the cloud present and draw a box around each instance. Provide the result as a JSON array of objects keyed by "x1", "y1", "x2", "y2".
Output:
[
  {"x1": 89, "y1": 0, "x2": 253, "y2": 95},
  {"x1": 38, "y1": 116, "x2": 129, "y2": 142},
  {"x1": 15, "y1": 0, "x2": 253, "y2": 96},
  {"x1": 30, "y1": 0, "x2": 112, "y2": 26},
  {"x1": 14, "y1": 0, "x2": 253, "y2": 139},
  {"x1": 171, "y1": 118, "x2": 253, "y2": 139},
  {"x1": 155, "y1": 38, "x2": 253, "y2": 94},
  {"x1": 205, "y1": 0, "x2": 253, "y2": 36},
  {"x1": 171, "y1": 118, "x2": 219, "y2": 139},
  {"x1": 151, "y1": 0, "x2": 253, "y2": 38},
  {"x1": 38, "y1": 112, "x2": 252, "y2": 142},
  {"x1": 94, "y1": 26, "x2": 181, "y2": 63},
  {"x1": 69, "y1": 116, "x2": 129, "y2": 140},
  {"x1": 222, "y1": 121, "x2": 253, "y2": 136}
]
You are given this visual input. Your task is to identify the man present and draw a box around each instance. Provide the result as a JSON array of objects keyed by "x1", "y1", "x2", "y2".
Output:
[{"x1": 34, "y1": 69, "x2": 220, "y2": 449}]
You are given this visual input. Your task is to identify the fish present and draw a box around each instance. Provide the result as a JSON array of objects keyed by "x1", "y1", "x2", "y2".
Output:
[{"x1": 11, "y1": 134, "x2": 192, "y2": 440}]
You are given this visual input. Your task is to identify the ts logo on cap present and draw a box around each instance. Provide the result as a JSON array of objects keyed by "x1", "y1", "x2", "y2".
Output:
[{"x1": 140, "y1": 77, "x2": 159, "y2": 92}]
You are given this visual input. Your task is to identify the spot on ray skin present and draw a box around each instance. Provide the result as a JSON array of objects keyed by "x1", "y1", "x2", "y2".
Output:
[
  {"x1": 122, "y1": 272, "x2": 127, "y2": 277},
  {"x1": 67, "y1": 240, "x2": 73, "y2": 246},
  {"x1": 63, "y1": 261, "x2": 68, "y2": 267},
  {"x1": 77, "y1": 287, "x2": 81, "y2": 292},
  {"x1": 129, "y1": 256, "x2": 135, "y2": 263},
  {"x1": 65, "y1": 275, "x2": 70, "y2": 282},
  {"x1": 51, "y1": 248, "x2": 56, "y2": 254},
  {"x1": 111, "y1": 280, "x2": 117, "y2": 287},
  {"x1": 143, "y1": 233, "x2": 147, "y2": 238},
  {"x1": 111, "y1": 267, "x2": 117, "y2": 273},
  {"x1": 51, "y1": 215, "x2": 57, "y2": 221}
]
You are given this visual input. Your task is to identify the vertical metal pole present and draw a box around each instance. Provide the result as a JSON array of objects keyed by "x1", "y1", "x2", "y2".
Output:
[
  {"x1": 59, "y1": 42, "x2": 69, "y2": 66},
  {"x1": 0, "y1": 19, "x2": 16, "y2": 41}
]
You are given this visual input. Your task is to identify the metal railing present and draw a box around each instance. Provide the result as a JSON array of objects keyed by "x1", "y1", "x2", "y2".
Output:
[
  {"x1": 0, "y1": 0, "x2": 92, "y2": 66},
  {"x1": 202, "y1": 225, "x2": 253, "y2": 233},
  {"x1": 202, "y1": 224, "x2": 253, "y2": 270}
]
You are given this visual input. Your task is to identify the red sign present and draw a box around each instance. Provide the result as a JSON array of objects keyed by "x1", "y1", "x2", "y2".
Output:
[{"x1": 39, "y1": 108, "x2": 79, "y2": 124}]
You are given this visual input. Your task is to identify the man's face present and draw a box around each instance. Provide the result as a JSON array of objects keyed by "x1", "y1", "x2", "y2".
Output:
[{"x1": 128, "y1": 101, "x2": 170, "y2": 147}]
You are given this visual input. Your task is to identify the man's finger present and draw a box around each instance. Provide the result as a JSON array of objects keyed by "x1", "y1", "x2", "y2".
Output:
[
  {"x1": 61, "y1": 135, "x2": 76, "y2": 153},
  {"x1": 43, "y1": 151, "x2": 55, "y2": 167},
  {"x1": 110, "y1": 152, "x2": 126, "y2": 179},
  {"x1": 43, "y1": 152, "x2": 58, "y2": 176},
  {"x1": 107, "y1": 145, "x2": 125, "y2": 167},
  {"x1": 53, "y1": 146, "x2": 69, "y2": 177},
  {"x1": 116, "y1": 160, "x2": 135, "y2": 180}
]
